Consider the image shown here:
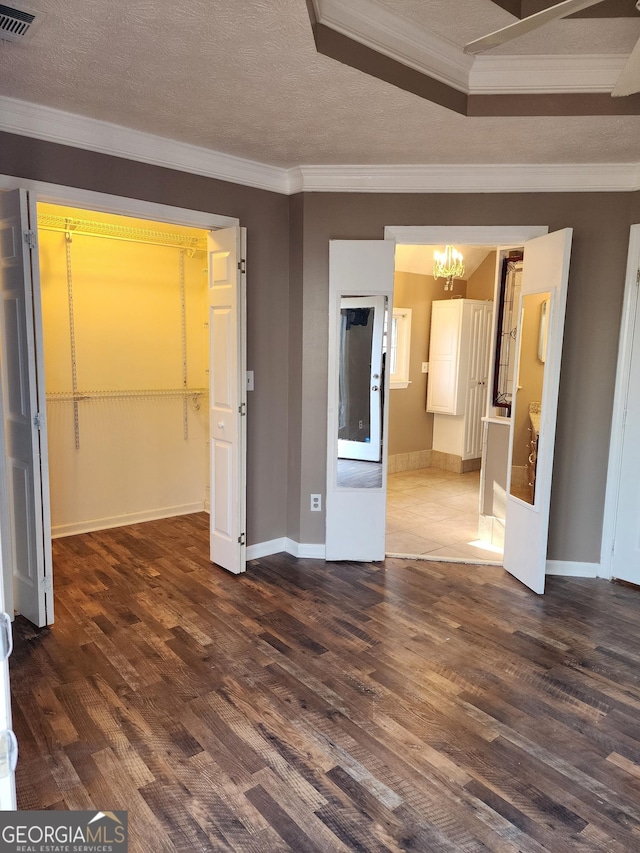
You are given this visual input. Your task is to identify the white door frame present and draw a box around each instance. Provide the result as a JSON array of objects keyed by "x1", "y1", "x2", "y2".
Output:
[
  {"x1": 0, "y1": 175, "x2": 241, "y2": 591},
  {"x1": 600, "y1": 224, "x2": 640, "y2": 579}
]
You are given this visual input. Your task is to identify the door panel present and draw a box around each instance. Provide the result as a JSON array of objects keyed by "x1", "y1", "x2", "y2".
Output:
[
  {"x1": 208, "y1": 227, "x2": 246, "y2": 574},
  {"x1": 610, "y1": 257, "x2": 640, "y2": 582},
  {"x1": 0, "y1": 188, "x2": 52, "y2": 626},
  {"x1": 503, "y1": 229, "x2": 572, "y2": 594},
  {"x1": 326, "y1": 240, "x2": 395, "y2": 562}
]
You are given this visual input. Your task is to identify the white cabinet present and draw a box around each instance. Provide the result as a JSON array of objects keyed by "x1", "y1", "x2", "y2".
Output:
[{"x1": 427, "y1": 299, "x2": 493, "y2": 462}]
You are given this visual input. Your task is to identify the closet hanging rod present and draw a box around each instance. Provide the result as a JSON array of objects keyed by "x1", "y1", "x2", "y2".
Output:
[
  {"x1": 46, "y1": 388, "x2": 209, "y2": 402},
  {"x1": 37, "y1": 213, "x2": 208, "y2": 252}
]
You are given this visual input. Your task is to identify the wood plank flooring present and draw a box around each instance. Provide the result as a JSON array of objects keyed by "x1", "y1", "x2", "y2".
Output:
[{"x1": 10, "y1": 512, "x2": 640, "y2": 851}]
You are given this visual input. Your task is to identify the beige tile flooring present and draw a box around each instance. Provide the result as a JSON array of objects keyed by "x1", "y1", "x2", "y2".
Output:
[{"x1": 386, "y1": 467, "x2": 503, "y2": 562}]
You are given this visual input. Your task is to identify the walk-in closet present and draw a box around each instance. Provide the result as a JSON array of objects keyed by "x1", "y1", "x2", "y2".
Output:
[{"x1": 37, "y1": 204, "x2": 210, "y2": 537}]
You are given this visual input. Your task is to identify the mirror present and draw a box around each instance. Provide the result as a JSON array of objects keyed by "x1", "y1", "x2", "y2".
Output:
[
  {"x1": 493, "y1": 254, "x2": 523, "y2": 415},
  {"x1": 336, "y1": 295, "x2": 386, "y2": 489},
  {"x1": 509, "y1": 292, "x2": 551, "y2": 505}
]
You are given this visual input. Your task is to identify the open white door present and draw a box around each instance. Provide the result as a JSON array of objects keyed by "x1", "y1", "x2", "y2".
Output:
[
  {"x1": 0, "y1": 533, "x2": 17, "y2": 809},
  {"x1": 503, "y1": 229, "x2": 572, "y2": 594},
  {"x1": 337, "y1": 296, "x2": 385, "y2": 462},
  {"x1": 326, "y1": 241, "x2": 395, "y2": 561},
  {"x1": 608, "y1": 226, "x2": 640, "y2": 583},
  {"x1": 0, "y1": 188, "x2": 53, "y2": 626},
  {"x1": 208, "y1": 227, "x2": 247, "y2": 575}
]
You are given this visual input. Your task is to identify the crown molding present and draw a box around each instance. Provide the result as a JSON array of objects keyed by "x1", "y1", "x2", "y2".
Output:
[
  {"x1": 315, "y1": 0, "x2": 633, "y2": 96},
  {"x1": 1, "y1": 96, "x2": 639, "y2": 195},
  {"x1": 295, "y1": 163, "x2": 640, "y2": 193},
  {"x1": 470, "y1": 54, "x2": 628, "y2": 93},
  {"x1": 316, "y1": 0, "x2": 471, "y2": 91},
  {"x1": 0, "y1": 95, "x2": 290, "y2": 195}
]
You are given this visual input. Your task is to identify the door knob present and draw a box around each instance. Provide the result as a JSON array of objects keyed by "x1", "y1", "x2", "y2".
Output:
[
  {"x1": 371, "y1": 386, "x2": 379, "y2": 391},
  {"x1": 218, "y1": 421, "x2": 224, "y2": 429}
]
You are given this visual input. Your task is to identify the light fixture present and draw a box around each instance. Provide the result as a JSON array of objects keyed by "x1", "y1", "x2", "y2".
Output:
[{"x1": 433, "y1": 245, "x2": 465, "y2": 291}]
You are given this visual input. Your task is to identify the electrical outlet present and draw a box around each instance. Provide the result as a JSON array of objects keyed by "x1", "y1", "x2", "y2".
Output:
[
  {"x1": 246, "y1": 370, "x2": 254, "y2": 391},
  {"x1": 359, "y1": 420, "x2": 363, "y2": 429},
  {"x1": 310, "y1": 494, "x2": 322, "y2": 512},
  {"x1": 422, "y1": 362, "x2": 429, "y2": 373}
]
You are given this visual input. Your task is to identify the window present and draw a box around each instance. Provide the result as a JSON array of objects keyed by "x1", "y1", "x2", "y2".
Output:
[{"x1": 388, "y1": 307, "x2": 412, "y2": 389}]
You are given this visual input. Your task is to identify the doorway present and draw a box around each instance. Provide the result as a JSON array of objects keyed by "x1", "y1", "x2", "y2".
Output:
[
  {"x1": 0, "y1": 185, "x2": 246, "y2": 628},
  {"x1": 38, "y1": 203, "x2": 211, "y2": 540},
  {"x1": 386, "y1": 243, "x2": 501, "y2": 562}
]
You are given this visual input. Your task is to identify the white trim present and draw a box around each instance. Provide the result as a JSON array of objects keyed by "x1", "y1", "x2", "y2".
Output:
[
  {"x1": 0, "y1": 174, "x2": 239, "y2": 229},
  {"x1": 246, "y1": 538, "x2": 287, "y2": 560},
  {"x1": 298, "y1": 163, "x2": 640, "y2": 194},
  {"x1": 316, "y1": 0, "x2": 631, "y2": 96},
  {"x1": 545, "y1": 560, "x2": 599, "y2": 578},
  {"x1": 600, "y1": 224, "x2": 640, "y2": 580},
  {"x1": 1, "y1": 97, "x2": 640, "y2": 196},
  {"x1": 246, "y1": 538, "x2": 326, "y2": 560},
  {"x1": 285, "y1": 539, "x2": 326, "y2": 559},
  {"x1": 317, "y1": 0, "x2": 471, "y2": 92},
  {"x1": 470, "y1": 54, "x2": 628, "y2": 95},
  {"x1": 385, "y1": 225, "x2": 549, "y2": 245},
  {"x1": 0, "y1": 95, "x2": 290, "y2": 195},
  {"x1": 51, "y1": 503, "x2": 205, "y2": 538}
]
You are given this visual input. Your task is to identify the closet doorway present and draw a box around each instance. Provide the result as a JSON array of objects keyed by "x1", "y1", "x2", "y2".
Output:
[
  {"x1": 0, "y1": 185, "x2": 246, "y2": 628},
  {"x1": 38, "y1": 203, "x2": 212, "y2": 539}
]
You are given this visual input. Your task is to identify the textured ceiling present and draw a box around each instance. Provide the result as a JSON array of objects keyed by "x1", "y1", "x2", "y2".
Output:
[{"x1": 0, "y1": 0, "x2": 639, "y2": 167}]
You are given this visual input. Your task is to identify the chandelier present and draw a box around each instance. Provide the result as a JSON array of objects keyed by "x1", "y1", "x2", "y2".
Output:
[{"x1": 433, "y1": 245, "x2": 465, "y2": 291}]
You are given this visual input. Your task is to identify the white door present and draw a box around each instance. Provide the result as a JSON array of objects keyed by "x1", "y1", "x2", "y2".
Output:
[
  {"x1": 610, "y1": 238, "x2": 640, "y2": 583},
  {"x1": 503, "y1": 229, "x2": 572, "y2": 594},
  {"x1": 463, "y1": 302, "x2": 493, "y2": 459},
  {"x1": 208, "y1": 227, "x2": 247, "y2": 574},
  {"x1": 326, "y1": 241, "x2": 395, "y2": 561},
  {"x1": 0, "y1": 189, "x2": 53, "y2": 626},
  {"x1": 337, "y1": 296, "x2": 385, "y2": 463}
]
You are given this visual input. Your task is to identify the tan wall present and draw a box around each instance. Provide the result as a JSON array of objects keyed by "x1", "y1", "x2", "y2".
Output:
[
  {"x1": 388, "y1": 271, "x2": 466, "y2": 456},
  {"x1": 466, "y1": 252, "x2": 497, "y2": 301}
]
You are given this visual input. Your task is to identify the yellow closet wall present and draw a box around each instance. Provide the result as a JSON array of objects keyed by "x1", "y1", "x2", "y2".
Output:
[{"x1": 38, "y1": 204, "x2": 210, "y2": 536}]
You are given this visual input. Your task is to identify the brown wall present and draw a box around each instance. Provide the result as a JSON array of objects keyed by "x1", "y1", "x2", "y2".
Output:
[
  {"x1": 388, "y1": 271, "x2": 466, "y2": 456},
  {"x1": 296, "y1": 191, "x2": 633, "y2": 562},
  {"x1": 0, "y1": 132, "x2": 291, "y2": 548},
  {"x1": 467, "y1": 252, "x2": 497, "y2": 301},
  {"x1": 2, "y1": 131, "x2": 638, "y2": 563}
]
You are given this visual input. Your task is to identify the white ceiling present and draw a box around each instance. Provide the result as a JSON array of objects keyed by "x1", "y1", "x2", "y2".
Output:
[
  {"x1": 0, "y1": 0, "x2": 639, "y2": 168},
  {"x1": 395, "y1": 245, "x2": 493, "y2": 278}
]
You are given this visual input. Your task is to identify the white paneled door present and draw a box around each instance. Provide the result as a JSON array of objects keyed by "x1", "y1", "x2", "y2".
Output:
[
  {"x1": 610, "y1": 238, "x2": 640, "y2": 584},
  {"x1": 208, "y1": 227, "x2": 247, "y2": 574},
  {"x1": 0, "y1": 188, "x2": 53, "y2": 627},
  {"x1": 503, "y1": 229, "x2": 573, "y2": 594}
]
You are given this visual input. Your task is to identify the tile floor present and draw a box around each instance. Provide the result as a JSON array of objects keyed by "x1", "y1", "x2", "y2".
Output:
[{"x1": 386, "y1": 466, "x2": 503, "y2": 562}]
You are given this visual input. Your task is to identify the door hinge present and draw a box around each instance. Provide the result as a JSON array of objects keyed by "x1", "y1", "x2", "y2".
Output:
[
  {"x1": 33, "y1": 412, "x2": 43, "y2": 429},
  {"x1": 238, "y1": 533, "x2": 246, "y2": 546},
  {"x1": 24, "y1": 230, "x2": 37, "y2": 250},
  {"x1": 238, "y1": 258, "x2": 246, "y2": 274},
  {"x1": 636, "y1": 268, "x2": 640, "y2": 286},
  {"x1": 238, "y1": 402, "x2": 246, "y2": 416},
  {"x1": 42, "y1": 575, "x2": 53, "y2": 594}
]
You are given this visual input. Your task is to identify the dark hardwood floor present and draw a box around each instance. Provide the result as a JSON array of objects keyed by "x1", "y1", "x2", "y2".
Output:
[{"x1": 10, "y1": 512, "x2": 640, "y2": 851}]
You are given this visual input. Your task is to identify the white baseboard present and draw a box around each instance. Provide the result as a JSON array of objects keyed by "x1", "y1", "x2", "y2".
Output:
[
  {"x1": 51, "y1": 502, "x2": 205, "y2": 538},
  {"x1": 245, "y1": 537, "x2": 326, "y2": 560},
  {"x1": 286, "y1": 539, "x2": 326, "y2": 559},
  {"x1": 545, "y1": 560, "x2": 599, "y2": 578},
  {"x1": 246, "y1": 538, "x2": 287, "y2": 560}
]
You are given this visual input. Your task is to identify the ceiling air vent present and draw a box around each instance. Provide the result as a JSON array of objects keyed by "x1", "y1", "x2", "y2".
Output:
[{"x1": 0, "y1": 3, "x2": 43, "y2": 43}]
